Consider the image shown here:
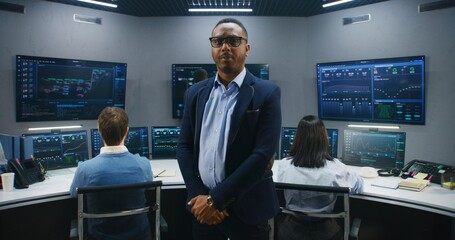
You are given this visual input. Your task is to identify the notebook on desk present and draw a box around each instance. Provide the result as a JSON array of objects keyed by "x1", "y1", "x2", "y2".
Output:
[
  {"x1": 398, "y1": 178, "x2": 430, "y2": 192},
  {"x1": 370, "y1": 178, "x2": 399, "y2": 190}
]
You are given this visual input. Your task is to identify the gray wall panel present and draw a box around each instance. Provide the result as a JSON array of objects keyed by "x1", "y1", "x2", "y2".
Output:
[{"x1": 0, "y1": 0, "x2": 453, "y2": 165}]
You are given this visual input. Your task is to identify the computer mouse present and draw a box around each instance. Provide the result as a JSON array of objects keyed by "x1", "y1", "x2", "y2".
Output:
[{"x1": 359, "y1": 167, "x2": 379, "y2": 178}]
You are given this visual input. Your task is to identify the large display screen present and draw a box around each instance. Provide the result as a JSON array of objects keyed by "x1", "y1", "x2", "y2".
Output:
[
  {"x1": 342, "y1": 130, "x2": 406, "y2": 169},
  {"x1": 16, "y1": 55, "x2": 127, "y2": 122},
  {"x1": 317, "y1": 56, "x2": 425, "y2": 124},
  {"x1": 172, "y1": 64, "x2": 269, "y2": 118}
]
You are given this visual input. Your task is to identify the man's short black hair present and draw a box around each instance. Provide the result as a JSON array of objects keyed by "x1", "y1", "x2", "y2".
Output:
[{"x1": 213, "y1": 18, "x2": 248, "y2": 38}]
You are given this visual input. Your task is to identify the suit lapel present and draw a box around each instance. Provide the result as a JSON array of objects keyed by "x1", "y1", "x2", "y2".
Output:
[{"x1": 228, "y1": 73, "x2": 255, "y2": 145}]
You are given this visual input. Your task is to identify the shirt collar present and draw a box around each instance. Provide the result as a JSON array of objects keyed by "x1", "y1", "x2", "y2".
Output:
[
  {"x1": 214, "y1": 67, "x2": 246, "y2": 90},
  {"x1": 100, "y1": 145, "x2": 128, "y2": 154}
]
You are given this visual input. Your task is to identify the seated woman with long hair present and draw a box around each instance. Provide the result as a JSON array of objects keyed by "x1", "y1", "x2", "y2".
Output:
[{"x1": 276, "y1": 115, "x2": 363, "y2": 240}]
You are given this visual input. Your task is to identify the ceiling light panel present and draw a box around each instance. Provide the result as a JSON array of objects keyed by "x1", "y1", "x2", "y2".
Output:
[{"x1": 188, "y1": 0, "x2": 253, "y2": 7}]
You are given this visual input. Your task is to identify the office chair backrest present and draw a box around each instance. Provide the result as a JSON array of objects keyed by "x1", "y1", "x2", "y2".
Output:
[
  {"x1": 274, "y1": 182, "x2": 351, "y2": 240},
  {"x1": 77, "y1": 180, "x2": 162, "y2": 240}
]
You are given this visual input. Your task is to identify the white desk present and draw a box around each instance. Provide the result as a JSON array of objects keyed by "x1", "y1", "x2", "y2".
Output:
[
  {"x1": 1, "y1": 160, "x2": 453, "y2": 218},
  {"x1": 0, "y1": 159, "x2": 185, "y2": 210},
  {"x1": 348, "y1": 165, "x2": 454, "y2": 218},
  {"x1": 0, "y1": 159, "x2": 454, "y2": 240},
  {"x1": 353, "y1": 168, "x2": 455, "y2": 218},
  {"x1": 271, "y1": 163, "x2": 455, "y2": 218}
]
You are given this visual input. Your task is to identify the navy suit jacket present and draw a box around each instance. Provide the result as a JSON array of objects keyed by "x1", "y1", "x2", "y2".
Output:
[{"x1": 177, "y1": 69, "x2": 281, "y2": 225}]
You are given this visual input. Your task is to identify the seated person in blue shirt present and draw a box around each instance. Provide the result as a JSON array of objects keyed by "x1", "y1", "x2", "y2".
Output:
[
  {"x1": 276, "y1": 115, "x2": 363, "y2": 240},
  {"x1": 70, "y1": 106, "x2": 153, "y2": 240}
]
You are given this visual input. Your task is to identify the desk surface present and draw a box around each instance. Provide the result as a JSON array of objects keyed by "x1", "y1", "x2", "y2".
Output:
[
  {"x1": 1, "y1": 160, "x2": 454, "y2": 217},
  {"x1": 0, "y1": 160, "x2": 185, "y2": 210},
  {"x1": 345, "y1": 166, "x2": 455, "y2": 218}
]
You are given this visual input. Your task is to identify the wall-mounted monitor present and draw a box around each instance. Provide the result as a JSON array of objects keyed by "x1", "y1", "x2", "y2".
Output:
[
  {"x1": 342, "y1": 130, "x2": 406, "y2": 169},
  {"x1": 151, "y1": 126, "x2": 180, "y2": 159},
  {"x1": 172, "y1": 64, "x2": 269, "y2": 118},
  {"x1": 23, "y1": 130, "x2": 89, "y2": 170},
  {"x1": 16, "y1": 55, "x2": 127, "y2": 122},
  {"x1": 317, "y1": 55, "x2": 425, "y2": 124},
  {"x1": 279, "y1": 127, "x2": 338, "y2": 159},
  {"x1": 90, "y1": 127, "x2": 149, "y2": 158}
]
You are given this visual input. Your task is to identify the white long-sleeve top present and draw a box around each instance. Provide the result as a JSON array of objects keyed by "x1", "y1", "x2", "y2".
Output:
[{"x1": 276, "y1": 157, "x2": 363, "y2": 213}]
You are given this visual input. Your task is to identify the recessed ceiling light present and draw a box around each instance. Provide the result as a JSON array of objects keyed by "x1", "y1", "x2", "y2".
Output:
[
  {"x1": 188, "y1": 8, "x2": 253, "y2": 12},
  {"x1": 322, "y1": 0, "x2": 354, "y2": 8},
  {"x1": 78, "y1": 0, "x2": 117, "y2": 8}
]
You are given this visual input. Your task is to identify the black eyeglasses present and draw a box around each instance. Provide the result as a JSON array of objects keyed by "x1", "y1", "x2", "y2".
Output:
[{"x1": 209, "y1": 36, "x2": 247, "y2": 48}]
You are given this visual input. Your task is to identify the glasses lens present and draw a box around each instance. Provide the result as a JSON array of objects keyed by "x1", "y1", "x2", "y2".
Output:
[
  {"x1": 227, "y1": 37, "x2": 241, "y2": 47},
  {"x1": 210, "y1": 37, "x2": 221, "y2": 48}
]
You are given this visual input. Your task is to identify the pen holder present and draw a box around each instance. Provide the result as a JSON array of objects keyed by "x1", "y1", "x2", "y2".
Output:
[{"x1": 441, "y1": 169, "x2": 455, "y2": 190}]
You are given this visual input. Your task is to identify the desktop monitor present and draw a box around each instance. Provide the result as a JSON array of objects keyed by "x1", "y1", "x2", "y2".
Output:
[
  {"x1": 0, "y1": 134, "x2": 16, "y2": 161},
  {"x1": 342, "y1": 129, "x2": 406, "y2": 169},
  {"x1": 0, "y1": 134, "x2": 33, "y2": 162},
  {"x1": 317, "y1": 55, "x2": 425, "y2": 125},
  {"x1": 151, "y1": 126, "x2": 180, "y2": 159},
  {"x1": 327, "y1": 129, "x2": 339, "y2": 158},
  {"x1": 172, "y1": 64, "x2": 269, "y2": 118},
  {"x1": 279, "y1": 127, "x2": 338, "y2": 159},
  {"x1": 16, "y1": 55, "x2": 127, "y2": 122},
  {"x1": 280, "y1": 127, "x2": 296, "y2": 159},
  {"x1": 90, "y1": 127, "x2": 149, "y2": 158},
  {"x1": 0, "y1": 141, "x2": 4, "y2": 162},
  {"x1": 23, "y1": 130, "x2": 89, "y2": 170}
]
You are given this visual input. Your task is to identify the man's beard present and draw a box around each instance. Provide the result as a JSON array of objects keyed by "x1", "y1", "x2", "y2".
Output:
[{"x1": 220, "y1": 65, "x2": 235, "y2": 74}]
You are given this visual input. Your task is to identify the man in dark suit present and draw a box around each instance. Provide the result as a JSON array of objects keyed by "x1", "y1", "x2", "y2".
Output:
[{"x1": 177, "y1": 18, "x2": 282, "y2": 240}]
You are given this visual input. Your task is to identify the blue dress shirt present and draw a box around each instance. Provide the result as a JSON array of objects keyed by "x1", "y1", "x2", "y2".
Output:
[{"x1": 198, "y1": 68, "x2": 246, "y2": 189}]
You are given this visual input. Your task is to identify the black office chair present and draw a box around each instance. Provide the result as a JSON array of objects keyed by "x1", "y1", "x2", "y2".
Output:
[
  {"x1": 273, "y1": 182, "x2": 361, "y2": 240},
  {"x1": 76, "y1": 180, "x2": 162, "y2": 240}
]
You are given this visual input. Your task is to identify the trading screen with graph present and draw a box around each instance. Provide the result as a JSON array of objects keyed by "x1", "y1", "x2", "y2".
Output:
[
  {"x1": 16, "y1": 55, "x2": 127, "y2": 122},
  {"x1": 90, "y1": 127, "x2": 149, "y2": 158},
  {"x1": 317, "y1": 55, "x2": 425, "y2": 124},
  {"x1": 279, "y1": 127, "x2": 338, "y2": 159},
  {"x1": 342, "y1": 130, "x2": 406, "y2": 169},
  {"x1": 24, "y1": 131, "x2": 89, "y2": 170},
  {"x1": 151, "y1": 126, "x2": 180, "y2": 159}
]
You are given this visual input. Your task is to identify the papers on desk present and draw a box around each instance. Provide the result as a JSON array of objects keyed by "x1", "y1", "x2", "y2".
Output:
[
  {"x1": 153, "y1": 169, "x2": 176, "y2": 177},
  {"x1": 370, "y1": 177, "x2": 431, "y2": 192},
  {"x1": 398, "y1": 178, "x2": 430, "y2": 192}
]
